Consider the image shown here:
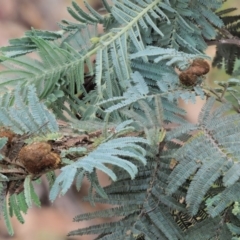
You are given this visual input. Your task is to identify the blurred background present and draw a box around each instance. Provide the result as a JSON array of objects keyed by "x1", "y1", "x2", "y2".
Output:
[
  {"x1": 0, "y1": 0, "x2": 239, "y2": 239},
  {"x1": 0, "y1": 0, "x2": 103, "y2": 45}
]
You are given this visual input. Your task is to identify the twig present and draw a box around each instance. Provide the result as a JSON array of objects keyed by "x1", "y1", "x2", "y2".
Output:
[
  {"x1": 218, "y1": 27, "x2": 235, "y2": 39},
  {"x1": 203, "y1": 87, "x2": 240, "y2": 113},
  {"x1": 0, "y1": 168, "x2": 25, "y2": 174},
  {"x1": 206, "y1": 27, "x2": 240, "y2": 47},
  {"x1": 220, "y1": 83, "x2": 229, "y2": 100},
  {"x1": 207, "y1": 38, "x2": 240, "y2": 47}
]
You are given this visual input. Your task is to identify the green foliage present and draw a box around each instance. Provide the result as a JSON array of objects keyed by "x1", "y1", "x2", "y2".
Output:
[
  {"x1": 0, "y1": 29, "x2": 62, "y2": 58},
  {"x1": 3, "y1": 198, "x2": 14, "y2": 236},
  {"x1": 23, "y1": 176, "x2": 41, "y2": 208},
  {"x1": 213, "y1": 7, "x2": 240, "y2": 76},
  {"x1": 1, "y1": 0, "x2": 240, "y2": 239}
]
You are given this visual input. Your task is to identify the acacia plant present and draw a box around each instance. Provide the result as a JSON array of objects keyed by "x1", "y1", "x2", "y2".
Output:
[{"x1": 1, "y1": 0, "x2": 240, "y2": 239}]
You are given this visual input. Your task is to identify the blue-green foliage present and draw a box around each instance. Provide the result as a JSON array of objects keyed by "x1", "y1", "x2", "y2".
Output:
[
  {"x1": 50, "y1": 121, "x2": 149, "y2": 203},
  {"x1": 0, "y1": 85, "x2": 56, "y2": 234},
  {"x1": 0, "y1": 84, "x2": 149, "y2": 235},
  {"x1": 1, "y1": 0, "x2": 240, "y2": 239},
  {"x1": 0, "y1": 85, "x2": 58, "y2": 134},
  {"x1": 68, "y1": 99, "x2": 238, "y2": 240},
  {"x1": 166, "y1": 98, "x2": 240, "y2": 215},
  {"x1": 0, "y1": 0, "x2": 222, "y2": 120}
]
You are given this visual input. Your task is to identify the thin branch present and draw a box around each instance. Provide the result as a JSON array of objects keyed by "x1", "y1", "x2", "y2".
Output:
[
  {"x1": 203, "y1": 87, "x2": 240, "y2": 113},
  {"x1": 206, "y1": 27, "x2": 240, "y2": 46},
  {"x1": 207, "y1": 38, "x2": 240, "y2": 47},
  {"x1": 217, "y1": 27, "x2": 235, "y2": 39},
  {"x1": 220, "y1": 83, "x2": 229, "y2": 100},
  {"x1": 0, "y1": 168, "x2": 25, "y2": 174}
]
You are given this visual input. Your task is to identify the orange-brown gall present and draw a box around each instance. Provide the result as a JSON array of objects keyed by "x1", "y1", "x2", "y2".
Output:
[
  {"x1": 18, "y1": 142, "x2": 61, "y2": 174},
  {"x1": 179, "y1": 72, "x2": 198, "y2": 86},
  {"x1": 178, "y1": 59, "x2": 210, "y2": 86},
  {"x1": 190, "y1": 59, "x2": 210, "y2": 76}
]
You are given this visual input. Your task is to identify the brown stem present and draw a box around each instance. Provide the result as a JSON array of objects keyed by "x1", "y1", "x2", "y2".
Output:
[
  {"x1": 207, "y1": 38, "x2": 240, "y2": 47},
  {"x1": 3, "y1": 157, "x2": 25, "y2": 168},
  {"x1": 217, "y1": 27, "x2": 235, "y2": 39},
  {"x1": 206, "y1": 27, "x2": 240, "y2": 46},
  {"x1": 0, "y1": 169, "x2": 25, "y2": 174},
  {"x1": 8, "y1": 175, "x2": 26, "y2": 180}
]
